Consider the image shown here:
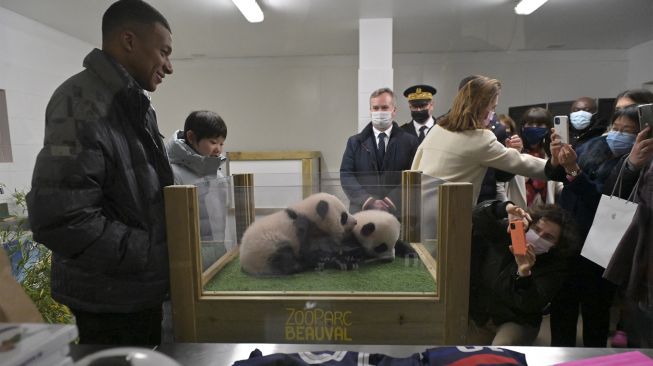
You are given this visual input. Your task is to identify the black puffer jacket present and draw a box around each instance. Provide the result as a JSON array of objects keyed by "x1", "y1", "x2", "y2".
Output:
[
  {"x1": 469, "y1": 200, "x2": 570, "y2": 328},
  {"x1": 27, "y1": 49, "x2": 174, "y2": 313}
]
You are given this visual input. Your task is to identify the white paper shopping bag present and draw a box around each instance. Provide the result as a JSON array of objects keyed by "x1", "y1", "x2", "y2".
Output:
[
  {"x1": 581, "y1": 195, "x2": 638, "y2": 268},
  {"x1": 581, "y1": 160, "x2": 641, "y2": 268}
]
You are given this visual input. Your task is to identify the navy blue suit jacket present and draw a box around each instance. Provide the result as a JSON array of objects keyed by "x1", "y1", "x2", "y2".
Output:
[{"x1": 339, "y1": 122, "x2": 419, "y2": 214}]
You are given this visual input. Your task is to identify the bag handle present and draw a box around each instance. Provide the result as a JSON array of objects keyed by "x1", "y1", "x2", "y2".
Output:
[
  {"x1": 610, "y1": 154, "x2": 642, "y2": 203},
  {"x1": 627, "y1": 172, "x2": 642, "y2": 203}
]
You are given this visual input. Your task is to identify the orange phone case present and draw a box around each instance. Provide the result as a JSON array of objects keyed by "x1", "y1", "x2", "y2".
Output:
[{"x1": 509, "y1": 220, "x2": 527, "y2": 255}]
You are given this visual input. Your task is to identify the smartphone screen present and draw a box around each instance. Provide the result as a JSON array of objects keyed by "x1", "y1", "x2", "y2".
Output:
[
  {"x1": 638, "y1": 103, "x2": 653, "y2": 139},
  {"x1": 509, "y1": 220, "x2": 527, "y2": 256},
  {"x1": 554, "y1": 115, "x2": 570, "y2": 144}
]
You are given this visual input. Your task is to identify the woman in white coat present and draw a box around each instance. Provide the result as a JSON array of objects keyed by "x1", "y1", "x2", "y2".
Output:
[{"x1": 411, "y1": 75, "x2": 548, "y2": 204}]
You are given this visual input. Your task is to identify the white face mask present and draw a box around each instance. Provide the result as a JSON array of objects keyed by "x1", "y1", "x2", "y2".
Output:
[
  {"x1": 371, "y1": 111, "x2": 393, "y2": 129},
  {"x1": 525, "y1": 229, "x2": 555, "y2": 255},
  {"x1": 570, "y1": 110, "x2": 593, "y2": 130}
]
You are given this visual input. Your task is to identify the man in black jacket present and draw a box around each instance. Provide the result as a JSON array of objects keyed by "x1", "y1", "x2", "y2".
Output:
[
  {"x1": 340, "y1": 88, "x2": 418, "y2": 216},
  {"x1": 27, "y1": 0, "x2": 174, "y2": 345}
]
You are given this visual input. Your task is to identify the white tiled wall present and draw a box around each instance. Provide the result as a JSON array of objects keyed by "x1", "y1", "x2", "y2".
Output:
[
  {"x1": 393, "y1": 49, "x2": 629, "y2": 125},
  {"x1": 0, "y1": 6, "x2": 94, "y2": 210},
  {"x1": 627, "y1": 39, "x2": 653, "y2": 89}
]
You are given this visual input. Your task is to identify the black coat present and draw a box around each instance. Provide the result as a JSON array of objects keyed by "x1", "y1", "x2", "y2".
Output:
[
  {"x1": 340, "y1": 122, "x2": 418, "y2": 214},
  {"x1": 399, "y1": 118, "x2": 434, "y2": 140},
  {"x1": 26, "y1": 49, "x2": 174, "y2": 313},
  {"x1": 546, "y1": 136, "x2": 620, "y2": 243},
  {"x1": 470, "y1": 200, "x2": 570, "y2": 328}
]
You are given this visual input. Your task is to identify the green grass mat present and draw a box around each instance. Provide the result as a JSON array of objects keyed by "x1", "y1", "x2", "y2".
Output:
[{"x1": 203, "y1": 257, "x2": 437, "y2": 293}]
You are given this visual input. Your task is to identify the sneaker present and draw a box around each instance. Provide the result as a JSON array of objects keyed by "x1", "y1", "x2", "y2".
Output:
[{"x1": 611, "y1": 330, "x2": 628, "y2": 348}]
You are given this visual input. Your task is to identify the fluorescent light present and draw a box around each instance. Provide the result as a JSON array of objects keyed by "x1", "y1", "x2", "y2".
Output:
[
  {"x1": 514, "y1": 0, "x2": 548, "y2": 15},
  {"x1": 232, "y1": 0, "x2": 264, "y2": 23}
]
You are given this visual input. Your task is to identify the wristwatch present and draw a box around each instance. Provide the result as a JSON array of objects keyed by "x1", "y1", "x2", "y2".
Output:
[{"x1": 566, "y1": 167, "x2": 580, "y2": 177}]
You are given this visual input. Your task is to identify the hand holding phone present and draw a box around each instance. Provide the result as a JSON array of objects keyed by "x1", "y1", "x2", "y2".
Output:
[
  {"x1": 554, "y1": 116, "x2": 570, "y2": 144},
  {"x1": 638, "y1": 103, "x2": 653, "y2": 139},
  {"x1": 509, "y1": 220, "x2": 527, "y2": 256}
]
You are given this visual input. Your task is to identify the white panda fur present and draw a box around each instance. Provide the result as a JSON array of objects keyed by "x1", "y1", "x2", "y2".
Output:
[
  {"x1": 239, "y1": 192, "x2": 357, "y2": 276},
  {"x1": 350, "y1": 210, "x2": 400, "y2": 261}
]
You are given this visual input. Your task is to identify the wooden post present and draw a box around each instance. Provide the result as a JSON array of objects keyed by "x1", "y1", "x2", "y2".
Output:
[
  {"x1": 233, "y1": 173, "x2": 255, "y2": 244},
  {"x1": 437, "y1": 182, "x2": 472, "y2": 344},
  {"x1": 164, "y1": 185, "x2": 202, "y2": 342},
  {"x1": 301, "y1": 157, "x2": 320, "y2": 198},
  {"x1": 401, "y1": 170, "x2": 422, "y2": 243}
]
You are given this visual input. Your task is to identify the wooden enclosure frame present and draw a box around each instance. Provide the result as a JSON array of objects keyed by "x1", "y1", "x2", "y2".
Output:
[{"x1": 164, "y1": 176, "x2": 472, "y2": 345}]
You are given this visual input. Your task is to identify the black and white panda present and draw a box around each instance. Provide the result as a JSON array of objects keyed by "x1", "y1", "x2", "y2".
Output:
[
  {"x1": 239, "y1": 192, "x2": 357, "y2": 276},
  {"x1": 345, "y1": 210, "x2": 401, "y2": 262}
]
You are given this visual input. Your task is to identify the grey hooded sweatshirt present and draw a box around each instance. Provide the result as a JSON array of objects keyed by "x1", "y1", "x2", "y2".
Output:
[{"x1": 166, "y1": 131, "x2": 231, "y2": 269}]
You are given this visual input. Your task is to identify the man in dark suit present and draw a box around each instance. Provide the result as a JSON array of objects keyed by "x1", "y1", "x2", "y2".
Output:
[
  {"x1": 400, "y1": 84, "x2": 437, "y2": 144},
  {"x1": 340, "y1": 88, "x2": 419, "y2": 216}
]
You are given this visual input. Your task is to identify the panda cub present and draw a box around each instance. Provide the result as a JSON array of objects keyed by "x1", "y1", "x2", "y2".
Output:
[
  {"x1": 239, "y1": 192, "x2": 357, "y2": 276},
  {"x1": 312, "y1": 210, "x2": 417, "y2": 270},
  {"x1": 345, "y1": 210, "x2": 401, "y2": 263}
]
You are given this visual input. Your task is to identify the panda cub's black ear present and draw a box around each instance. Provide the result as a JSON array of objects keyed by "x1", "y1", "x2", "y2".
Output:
[
  {"x1": 286, "y1": 209, "x2": 298, "y2": 220},
  {"x1": 361, "y1": 222, "x2": 375, "y2": 236},
  {"x1": 316, "y1": 200, "x2": 329, "y2": 220}
]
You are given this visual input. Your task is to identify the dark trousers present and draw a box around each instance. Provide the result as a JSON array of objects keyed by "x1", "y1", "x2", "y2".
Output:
[
  {"x1": 70, "y1": 305, "x2": 162, "y2": 345},
  {"x1": 623, "y1": 300, "x2": 653, "y2": 348},
  {"x1": 550, "y1": 257, "x2": 615, "y2": 347}
]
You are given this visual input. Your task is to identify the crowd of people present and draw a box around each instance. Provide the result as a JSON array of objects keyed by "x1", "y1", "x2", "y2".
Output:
[
  {"x1": 21, "y1": 0, "x2": 653, "y2": 350},
  {"x1": 342, "y1": 77, "x2": 653, "y2": 347}
]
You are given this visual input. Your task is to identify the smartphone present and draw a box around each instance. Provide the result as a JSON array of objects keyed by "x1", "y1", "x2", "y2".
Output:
[
  {"x1": 638, "y1": 103, "x2": 653, "y2": 138},
  {"x1": 554, "y1": 115, "x2": 570, "y2": 144},
  {"x1": 509, "y1": 220, "x2": 527, "y2": 256}
]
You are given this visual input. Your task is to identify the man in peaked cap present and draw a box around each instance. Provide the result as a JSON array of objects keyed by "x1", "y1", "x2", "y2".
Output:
[{"x1": 400, "y1": 84, "x2": 437, "y2": 144}]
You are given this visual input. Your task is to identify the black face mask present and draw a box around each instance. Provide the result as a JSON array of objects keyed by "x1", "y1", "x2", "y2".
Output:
[{"x1": 411, "y1": 109, "x2": 430, "y2": 124}]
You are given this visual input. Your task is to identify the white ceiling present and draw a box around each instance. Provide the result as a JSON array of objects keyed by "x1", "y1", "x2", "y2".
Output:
[{"x1": 1, "y1": 0, "x2": 652, "y2": 60}]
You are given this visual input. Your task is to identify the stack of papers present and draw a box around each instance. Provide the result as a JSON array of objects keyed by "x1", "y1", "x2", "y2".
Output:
[{"x1": 0, "y1": 323, "x2": 78, "y2": 366}]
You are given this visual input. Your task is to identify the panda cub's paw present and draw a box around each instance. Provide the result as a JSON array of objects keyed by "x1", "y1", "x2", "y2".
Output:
[{"x1": 394, "y1": 239, "x2": 418, "y2": 258}]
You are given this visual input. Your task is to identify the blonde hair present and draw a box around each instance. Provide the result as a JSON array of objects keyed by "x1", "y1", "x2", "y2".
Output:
[{"x1": 439, "y1": 76, "x2": 502, "y2": 132}]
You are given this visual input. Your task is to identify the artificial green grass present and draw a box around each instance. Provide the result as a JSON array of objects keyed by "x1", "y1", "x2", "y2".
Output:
[{"x1": 203, "y1": 257, "x2": 436, "y2": 293}]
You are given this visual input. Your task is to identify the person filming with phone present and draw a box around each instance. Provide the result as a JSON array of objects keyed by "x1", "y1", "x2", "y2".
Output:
[
  {"x1": 547, "y1": 104, "x2": 645, "y2": 347},
  {"x1": 468, "y1": 200, "x2": 578, "y2": 346},
  {"x1": 602, "y1": 90, "x2": 653, "y2": 348}
]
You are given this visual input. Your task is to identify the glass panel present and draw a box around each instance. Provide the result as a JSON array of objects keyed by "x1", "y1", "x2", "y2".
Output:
[
  {"x1": 420, "y1": 173, "x2": 446, "y2": 258},
  {"x1": 196, "y1": 176, "x2": 237, "y2": 272},
  {"x1": 200, "y1": 171, "x2": 446, "y2": 295}
]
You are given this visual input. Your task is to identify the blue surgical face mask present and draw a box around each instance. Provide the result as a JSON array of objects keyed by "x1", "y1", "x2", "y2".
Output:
[
  {"x1": 606, "y1": 131, "x2": 636, "y2": 156},
  {"x1": 570, "y1": 110, "x2": 593, "y2": 130},
  {"x1": 522, "y1": 127, "x2": 549, "y2": 147}
]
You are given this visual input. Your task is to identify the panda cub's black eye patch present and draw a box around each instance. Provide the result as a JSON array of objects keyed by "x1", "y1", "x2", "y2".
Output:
[
  {"x1": 374, "y1": 243, "x2": 389, "y2": 253},
  {"x1": 316, "y1": 200, "x2": 329, "y2": 219},
  {"x1": 361, "y1": 223, "x2": 375, "y2": 236},
  {"x1": 340, "y1": 212, "x2": 348, "y2": 225}
]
